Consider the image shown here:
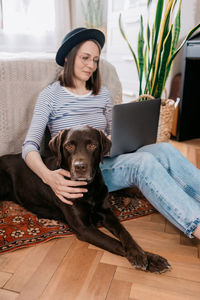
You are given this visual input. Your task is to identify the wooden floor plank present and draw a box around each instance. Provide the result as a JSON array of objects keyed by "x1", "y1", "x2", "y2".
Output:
[
  {"x1": 0, "y1": 289, "x2": 19, "y2": 300},
  {"x1": 170, "y1": 140, "x2": 188, "y2": 158},
  {"x1": 123, "y1": 218, "x2": 166, "y2": 232},
  {"x1": 17, "y1": 237, "x2": 75, "y2": 300},
  {"x1": 130, "y1": 283, "x2": 199, "y2": 300},
  {"x1": 76, "y1": 251, "x2": 104, "y2": 299},
  {"x1": 0, "y1": 247, "x2": 32, "y2": 273},
  {"x1": 150, "y1": 213, "x2": 166, "y2": 224},
  {"x1": 115, "y1": 266, "x2": 200, "y2": 298},
  {"x1": 78, "y1": 263, "x2": 116, "y2": 300},
  {"x1": 39, "y1": 240, "x2": 104, "y2": 300},
  {"x1": 165, "y1": 221, "x2": 182, "y2": 235},
  {"x1": 106, "y1": 279, "x2": 132, "y2": 300},
  {"x1": 123, "y1": 225, "x2": 180, "y2": 244},
  {"x1": 167, "y1": 261, "x2": 200, "y2": 282},
  {"x1": 187, "y1": 147, "x2": 198, "y2": 166},
  {"x1": 180, "y1": 232, "x2": 199, "y2": 247},
  {"x1": 4, "y1": 240, "x2": 56, "y2": 292},
  {"x1": 0, "y1": 272, "x2": 12, "y2": 288},
  {"x1": 196, "y1": 148, "x2": 200, "y2": 169},
  {"x1": 135, "y1": 236, "x2": 198, "y2": 257}
]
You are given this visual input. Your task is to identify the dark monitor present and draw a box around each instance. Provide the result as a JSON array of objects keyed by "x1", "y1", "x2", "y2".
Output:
[{"x1": 176, "y1": 32, "x2": 200, "y2": 141}]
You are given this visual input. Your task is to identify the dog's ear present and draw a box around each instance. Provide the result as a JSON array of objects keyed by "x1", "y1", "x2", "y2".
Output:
[
  {"x1": 49, "y1": 130, "x2": 69, "y2": 166},
  {"x1": 98, "y1": 130, "x2": 112, "y2": 163}
]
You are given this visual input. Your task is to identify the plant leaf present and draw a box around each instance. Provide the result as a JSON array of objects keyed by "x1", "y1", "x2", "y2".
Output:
[
  {"x1": 144, "y1": 0, "x2": 164, "y2": 93},
  {"x1": 137, "y1": 15, "x2": 144, "y2": 95},
  {"x1": 151, "y1": 23, "x2": 155, "y2": 49},
  {"x1": 168, "y1": 22, "x2": 200, "y2": 66},
  {"x1": 156, "y1": 26, "x2": 173, "y2": 97},
  {"x1": 147, "y1": 0, "x2": 153, "y2": 7},
  {"x1": 164, "y1": 22, "x2": 200, "y2": 88},
  {"x1": 144, "y1": 46, "x2": 147, "y2": 78},
  {"x1": 171, "y1": 0, "x2": 181, "y2": 56},
  {"x1": 144, "y1": 46, "x2": 151, "y2": 93},
  {"x1": 150, "y1": 0, "x2": 174, "y2": 95},
  {"x1": 147, "y1": 22, "x2": 150, "y2": 51},
  {"x1": 151, "y1": 10, "x2": 171, "y2": 95},
  {"x1": 162, "y1": 8, "x2": 170, "y2": 44},
  {"x1": 169, "y1": 0, "x2": 178, "y2": 27}
]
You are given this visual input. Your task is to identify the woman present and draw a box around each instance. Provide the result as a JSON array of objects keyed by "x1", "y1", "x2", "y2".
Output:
[{"x1": 22, "y1": 27, "x2": 200, "y2": 240}]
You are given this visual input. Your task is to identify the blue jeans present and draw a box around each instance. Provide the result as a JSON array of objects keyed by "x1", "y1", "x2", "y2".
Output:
[{"x1": 100, "y1": 143, "x2": 200, "y2": 238}]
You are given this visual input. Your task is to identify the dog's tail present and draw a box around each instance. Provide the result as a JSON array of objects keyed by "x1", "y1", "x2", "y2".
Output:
[{"x1": 0, "y1": 170, "x2": 13, "y2": 201}]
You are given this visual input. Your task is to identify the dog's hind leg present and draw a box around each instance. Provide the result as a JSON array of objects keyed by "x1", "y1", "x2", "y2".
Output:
[{"x1": 0, "y1": 170, "x2": 13, "y2": 201}]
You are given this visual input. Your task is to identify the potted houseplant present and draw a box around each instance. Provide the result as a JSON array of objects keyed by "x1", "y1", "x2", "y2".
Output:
[
  {"x1": 119, "y1": 0, "x2": 200, "y2": 98},
  {"x1": 119, "y1": 0, "x2": 200, "y2": 141}
]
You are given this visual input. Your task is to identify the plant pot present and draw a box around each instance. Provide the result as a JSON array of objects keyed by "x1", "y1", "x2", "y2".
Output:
[{"x1": 157, "y1": 98, "x2": 175, "y2": 142}]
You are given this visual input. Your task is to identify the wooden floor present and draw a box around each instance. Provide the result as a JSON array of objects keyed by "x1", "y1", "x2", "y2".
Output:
[{"x1": 1, "y1": 139, "x2": 200, "y2": 300}]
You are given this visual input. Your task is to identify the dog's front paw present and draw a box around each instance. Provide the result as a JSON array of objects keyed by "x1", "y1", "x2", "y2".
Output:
[
  {"x1": 126, "y1": 248, "x2": 148, "y2": 271},
  {"x1": 145, "y1": 251, "x2": 171, "y2": 274}
]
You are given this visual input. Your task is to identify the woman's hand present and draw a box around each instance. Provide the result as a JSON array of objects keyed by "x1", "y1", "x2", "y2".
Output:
[
  {"x1": 24, "y1": 152, "x2": 87, "y2": 205},
  {"x1": 45, "y1": 169, "x2": 88, "y2": 205}
]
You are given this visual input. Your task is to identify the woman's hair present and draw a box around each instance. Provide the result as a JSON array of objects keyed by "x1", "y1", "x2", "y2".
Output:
[{"x1": 58, "y1": 39, "x2": 101, "y2": 95}]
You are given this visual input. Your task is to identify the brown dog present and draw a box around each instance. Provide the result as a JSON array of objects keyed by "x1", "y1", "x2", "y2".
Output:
[{"x1": 0, "y1": 125, "x2": 170, "y2": 273}]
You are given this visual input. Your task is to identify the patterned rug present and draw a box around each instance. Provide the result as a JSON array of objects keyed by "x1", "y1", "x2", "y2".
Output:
[{"x1": 0, "y1": 188, "x2": 156, "y2": 254}]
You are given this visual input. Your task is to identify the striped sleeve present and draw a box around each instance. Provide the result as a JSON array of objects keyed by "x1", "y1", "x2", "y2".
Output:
[{"x1": 22, "y1": 85, "x2": 54, "y2": 160}]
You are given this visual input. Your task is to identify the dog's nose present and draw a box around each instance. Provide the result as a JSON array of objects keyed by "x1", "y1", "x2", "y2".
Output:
[{"x1": 74, "y1": 161, "x2": 88, "y2": 173}]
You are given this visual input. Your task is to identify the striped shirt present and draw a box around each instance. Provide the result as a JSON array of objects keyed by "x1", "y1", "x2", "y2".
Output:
[{"x1": 22, "y1": 81, "x2": 112, "y2": 160}]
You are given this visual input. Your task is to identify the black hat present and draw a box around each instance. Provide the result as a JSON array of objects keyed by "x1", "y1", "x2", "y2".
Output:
[{"x1": 55, "y1": 27, "x2": 105, "y2": 66}]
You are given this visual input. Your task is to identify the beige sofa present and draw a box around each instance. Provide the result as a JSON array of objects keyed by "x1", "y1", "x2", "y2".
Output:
[{"x1": 0, "y1": 53, "x2": 122, "y2": 156}]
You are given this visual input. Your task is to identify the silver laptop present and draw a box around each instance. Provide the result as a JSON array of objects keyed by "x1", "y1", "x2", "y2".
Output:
[{"x1": 110, "y1": 99, "x2": 161, "y2": 157}]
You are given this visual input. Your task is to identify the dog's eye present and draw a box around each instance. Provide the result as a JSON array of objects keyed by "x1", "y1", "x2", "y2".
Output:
[
  {"x1": 87, "y1": 144, "x2": 97, "y2": 150},
  {"x1": 65, "y1": 144, "x2": 75, "y2": 152}
]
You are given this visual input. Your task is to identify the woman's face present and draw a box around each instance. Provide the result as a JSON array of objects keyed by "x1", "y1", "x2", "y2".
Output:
[{"x1": 73, "y1": 41, "x2": 100, "y2": 84}]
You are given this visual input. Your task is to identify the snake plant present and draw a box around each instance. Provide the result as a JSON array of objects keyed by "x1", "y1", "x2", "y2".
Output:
[{"x1": 119, "y1": 0, "x2": 200, "y2": 98}]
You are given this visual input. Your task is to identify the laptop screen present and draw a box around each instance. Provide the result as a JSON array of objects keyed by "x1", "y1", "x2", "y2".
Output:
[{"x1": 110, "y1": 99, "x2": 161, "y2": 157}]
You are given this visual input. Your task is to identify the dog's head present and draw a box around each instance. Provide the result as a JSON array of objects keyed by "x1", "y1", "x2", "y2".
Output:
[{"x1": 49, "y1": 126, "x2": 111, "y2": 182}]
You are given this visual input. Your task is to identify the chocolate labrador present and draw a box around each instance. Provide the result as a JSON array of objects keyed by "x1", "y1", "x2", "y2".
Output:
[{"x1": 0, "y1": 125, "x2": 170, "y2": 273}]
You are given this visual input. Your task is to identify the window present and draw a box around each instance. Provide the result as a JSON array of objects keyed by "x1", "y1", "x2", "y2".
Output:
[
  {"x1": 0, "y1": 0, "x2": 71, "y2": 52},
  {"x1": 1, "y1": 0, "x2": 55, "y2": 35}
]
